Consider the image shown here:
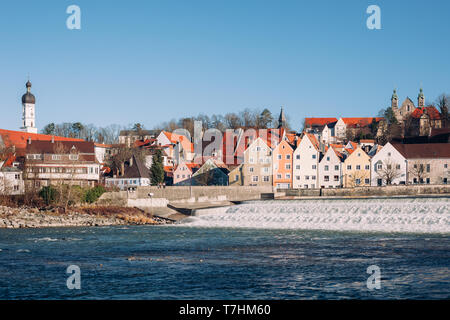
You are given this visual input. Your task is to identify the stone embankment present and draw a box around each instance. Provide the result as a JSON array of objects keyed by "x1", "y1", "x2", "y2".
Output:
[{"x1": 0, "y1": 206, "x2": 171, "y2": 229}]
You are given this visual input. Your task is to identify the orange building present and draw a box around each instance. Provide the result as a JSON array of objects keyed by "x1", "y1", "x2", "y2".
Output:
[{"x1": 272, "y1": 140, "x2": 294, "y2": 189}]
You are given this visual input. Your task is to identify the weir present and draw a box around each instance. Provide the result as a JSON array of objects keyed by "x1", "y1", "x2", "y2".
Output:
[{"x1": 180, "y1": 197, "x2": 450, "y2": 233}]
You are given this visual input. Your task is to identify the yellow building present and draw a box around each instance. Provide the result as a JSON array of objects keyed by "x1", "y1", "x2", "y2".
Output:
[{"x1": 343, "y1": 146, "x2": 371, "y2": 187}]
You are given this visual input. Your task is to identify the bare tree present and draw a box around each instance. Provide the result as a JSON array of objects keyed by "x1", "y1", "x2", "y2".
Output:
[
  {"x1": 376, "y1": 159, "x2": 402, "y2": 185},
  {"x1": 346, "y1": 170, "x2": 369, "y2": 188},
  {"x1": 408, "y1": 160, "x2": 429, "y2": 184}
]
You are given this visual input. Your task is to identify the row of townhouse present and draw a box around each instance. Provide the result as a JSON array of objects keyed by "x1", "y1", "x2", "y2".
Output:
[{"x1": 228, "y1": 132, "x2": 450, "y2": 189}]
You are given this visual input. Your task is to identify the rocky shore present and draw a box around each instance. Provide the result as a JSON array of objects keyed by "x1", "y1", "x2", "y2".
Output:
[{"x1": 0, "y1": 206, "x2": 172, "y2": 229}]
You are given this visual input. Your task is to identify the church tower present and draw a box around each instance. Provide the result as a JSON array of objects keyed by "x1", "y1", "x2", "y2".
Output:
[
  {"x1": 391, "y1": 89, "x2": 398, "y2": 109},
  {"x1": 418, "y1": 87, "x2": 425, "y2": 108},
  {"x1": 278, "y1": 106, "x2": 287, "y2": 129},
  {"x1": 21, "y1": 80, "x2": 37, "y2": 134}
]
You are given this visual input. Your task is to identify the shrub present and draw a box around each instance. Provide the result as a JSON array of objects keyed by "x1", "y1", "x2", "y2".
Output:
[
  {"x1": 83, "y1": 185, "x2": 106, "y2": 204},
  {"x1": 39, "y1": 186, "x2": 59, "y2": 206}
]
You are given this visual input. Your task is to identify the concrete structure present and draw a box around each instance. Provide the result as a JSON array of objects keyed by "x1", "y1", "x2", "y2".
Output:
[
  {"x1": 342, "y1": 146, "x2": 371, "y2": 187},
  {"x1": 370, "y1": 142, "x2": 407, "y2": 186},
  {"x1": 272, "y1": 140, "x2": 293, "y2": 189},
  {"x1": 318, "y1": 146, "x2": 344, "y2": 188},
  {"x1": 292, "y1": 133, "x2": 320, "y2": 189}
]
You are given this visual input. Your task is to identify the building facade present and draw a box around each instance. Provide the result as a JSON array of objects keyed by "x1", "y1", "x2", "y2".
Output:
[{"x1": 342, "y1": 147, "x2": 371, "y2": 187}]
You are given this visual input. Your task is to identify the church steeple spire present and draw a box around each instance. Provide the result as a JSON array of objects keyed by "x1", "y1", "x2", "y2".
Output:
[
  {"x1": 391, "y1": 88, "x2": 398, "y2": 109},
  {"x1": 278, "y1": 106, "x2": 286, "y2": 129},
  {"x1": 418, "y1": 87, "x2": 425, "y2": 107},
  {"x1": 21, "y1": 79, "x2": 37, "y2": 134}
]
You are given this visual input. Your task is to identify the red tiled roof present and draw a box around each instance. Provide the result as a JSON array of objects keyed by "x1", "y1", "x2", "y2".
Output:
[
  {"x1": 360, "y1": 139, "x2": 375, "y2": 143},
  {"x1": 392, "y1": 143, "x2": 450, "y2": 159},
  {"x1": 342, "y1": 117, "x2": 383, "y2": 127},
  {"x1": 306, "y1": 133, "x2": 320, "y2": 151},
  {"x1": 305, "y1": 118, "x2": 338, "y2": 127},
  {"x1": 410, "y1": 106, "x2": 441, "y2": 120},
  {"x1": 0, "y1": 129, "x2": 84, "y2": 151}
]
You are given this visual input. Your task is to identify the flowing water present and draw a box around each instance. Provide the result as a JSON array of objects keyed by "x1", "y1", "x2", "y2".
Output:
[{"x1": 0, "y1": 197, "x2": 449, "y2": 299}]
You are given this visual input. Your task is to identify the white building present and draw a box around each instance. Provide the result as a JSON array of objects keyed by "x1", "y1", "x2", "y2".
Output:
[
  {"x1": 293, "y1": 133, "x2": 320, "y2": 189},
  {"x1": 370, "y1": 142, "x2": 407, "y2": 186},
  {"x1": 0, "y1": 159, "x2": 24, "y2": 195},
  {"x1": 318, "y1": 146, "x2": 344, "y2": 188}
]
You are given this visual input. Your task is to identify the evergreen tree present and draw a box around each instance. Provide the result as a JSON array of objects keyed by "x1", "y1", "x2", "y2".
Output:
[{"x1": 150, "y1": 149, "x2": 165, "y2": 185}]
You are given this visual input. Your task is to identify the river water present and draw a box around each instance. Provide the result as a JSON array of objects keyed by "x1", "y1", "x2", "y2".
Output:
[{"x1": 0, "y1": 197, "x2": 449, "y2": 299}]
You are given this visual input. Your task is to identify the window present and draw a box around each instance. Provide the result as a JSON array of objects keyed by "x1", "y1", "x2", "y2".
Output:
[
  {"x1": 249, "y1": 167, "x2": 254, "y2": 173},
  {"x1": 305, "y1": 176, "x2": 309, "y2": 180},
  {"x1": 263, "y1": 176, "x2": 270, "y2": 182},
  {"x1": 426, "y1": 164, "x2": 430, "y2": 173},
  {"x1": 365, "y1": 165, "x2": 370, "y2": 170},
  {"x1": 277, "y1": 174, "x2": 282, "y2": 179},
  {"x1": 286, "y1": 155, "x2": 291, "y2": 160},
  {"x1": 326, "y1": 157, "x2": 330, "y2": 161},
  {"x1": 426, "y1": 178, "x2": 430, "y2": 184},
  {"x1": 444, "y1": 178, "x2": 448, "y2": 184},
  {"x1": 69, "y1": 155, "x2": 78, "y2": 161},
  {"x1": 377, "y1": 164, "x2": 382, "y2": 170},
  {"x1": 285, "y1": 164, "x2": 291, "y2": 170},
  {"x1": 334, "y1": 165, "x2": 339, "y2": 171},
  {"x1": 296, "y1": 155, "x2": 300, "y2": 160},
  {"x1": 52, "y1": 155, "x2": 61, "y2": 160},
  {"x1": 249, "y1": 157, "x2": 254, "y2": 164},
  {"x1": 355, "y1": 179, "x2": 361, "y2": 185},
  {"x1": 263, "y1": 167, "x2": 269, "y2": 173},
  {"x1": 445, "y1": 164, "x2": 448, "y2": 169},
  {"x1": 312, "y1": 154, "x2": 316, "y2": 159},
  {"x1": 252, "y1": 176, "x2": 259, "y2": 182},
  {"x1": 277, "y1": 155, "x2": 282, "y2": 160},
  {"x1": 325, "y1": 165, "x2": 329, "y2": 171},
  {"x1": 388, "y1": 152, "x2": 391, "y2": 156},
  {"x1": 347, "y1": 165, "x2": 352, "y2": 170},
  {"x1": 356, "y1": 165, "x2": 361, "y2": 170},
  {"x1": 296, "y1": 165, "x2": 300, "y2": 170},
  {"x1": 312, "y1": 165, "x2": 316, "y2": 169},
  {"x1": 312, "y1": 176, "x2": 316, "y2": 180},
  {"x1": 235, "y1": 174, "x2": 239, "y2": 181},
  {"x1": 296, "y1": 176, "x2": 300, "y2": 180},
  {"x1": 324, "y1": 175, "x2": 329, "y2": 182},
  {"x1": 365, "y1": 179, "x2": 370, "y2": 184},
  {"x1": 334, "y1": 175, "x2": 339, "y2": 181},
  {"x1": 14, "y1": 185, "x2": 19, "y2": 191},
  {"x1": 286, "y1": 174, "x2": 291, "y2": 179},
  {"x1": 15, "y1": 174, "x2": 20, "y2": 180},
  {"x1": 396, "y1": 165, "x2": 400, "y2": 170}
]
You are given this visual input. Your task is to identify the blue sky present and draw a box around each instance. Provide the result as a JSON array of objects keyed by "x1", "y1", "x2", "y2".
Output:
[{"x1": 0, "y1": 0, "x2": 449, "y2": 132}]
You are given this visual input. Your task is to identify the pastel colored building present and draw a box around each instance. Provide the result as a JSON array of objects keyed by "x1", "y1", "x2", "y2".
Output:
[
  {"x1": 272, "y1": 140, "x2": 293, "y2": 189},
  {"x1": 370, "y1": 142, "x2": 407, "y2": 186},
  {"x1": 342, "y1": 146, "x2": 371, "y2": 187}
]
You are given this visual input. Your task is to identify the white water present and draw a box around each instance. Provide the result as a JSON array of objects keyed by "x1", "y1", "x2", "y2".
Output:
[{"x1": 179, "y1": 197, "x2": 450, "y2": 233}]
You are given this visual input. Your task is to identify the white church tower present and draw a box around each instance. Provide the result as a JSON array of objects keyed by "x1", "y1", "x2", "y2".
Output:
[{"x1": 21, "y1": 80, "x2": 37, "y2": 134}]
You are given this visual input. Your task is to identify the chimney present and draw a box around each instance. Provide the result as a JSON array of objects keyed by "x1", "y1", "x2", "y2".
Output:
[
  {"x1": 28, "y1": 137, "x2": 32, "y2": 145},
  {"x1": 129, "y1": 156, "x2": 134, "y2": 167},
  {"x1": 51, "y1": 136, "x2": 55, "y2": 143}
]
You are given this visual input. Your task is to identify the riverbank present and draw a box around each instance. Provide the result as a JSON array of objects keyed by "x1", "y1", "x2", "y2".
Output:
[{"x1": 0, "y1": 205, "x2": 173, "y2": 229}]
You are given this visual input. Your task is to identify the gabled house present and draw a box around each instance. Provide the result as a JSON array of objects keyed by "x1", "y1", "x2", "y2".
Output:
[
  {"x1": 192, "y1": 158, "x2": 229, "y2": 186},
  {"x1": 342, "y1": 146, "x2": 371, "y2": 187},
  {"x1": 272, "y1": 140, "x2": 293, "y2": 189},
  {"x1": 370, "y1": 142, "x2": 407, "y2": 186},
  {"x1": 392, "y1": 143, "x2": 450, "y2": 185},
  {"x1": 292, "y1": 133, "x2": 320, "y2": 189},
  {"x1": 156, "y1": 131, "x2": 194, "y2": 163},
  {"x1": 105, "y1": 155, "x2": 150, "y2": 190},
  {"x1": 335, "y1": 117, "x2": 383, "y2": 141},
  {"x1": 173, "y1": 162, "x2": 200, "y2": 185},
  {"x1": 0, "y1": 155, "x2": 24, "y2": 195},
  {"x1": 242, "y1": 137, "x2": 272, "y2": 186},
  {"x1": 318, "y1": 146, "x2": 344, "y2": 188}
]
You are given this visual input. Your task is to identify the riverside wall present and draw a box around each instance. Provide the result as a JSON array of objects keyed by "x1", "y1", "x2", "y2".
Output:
[
  {"x1": 284, "y1": 184, "x2": 450, "y2": 197},
  {"x1": 98, "y1": 184, "x2": 450, "y2": 209}
]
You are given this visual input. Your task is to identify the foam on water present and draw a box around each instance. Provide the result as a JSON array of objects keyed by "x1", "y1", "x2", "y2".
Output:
[{"x1": 179, "y1": 197, "x2": 450, "y2": 233}]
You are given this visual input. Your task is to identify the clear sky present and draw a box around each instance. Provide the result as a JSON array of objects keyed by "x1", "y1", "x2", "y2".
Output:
[{"x1": 0, "y1": 0, "x2": 449, "y2": 132}]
